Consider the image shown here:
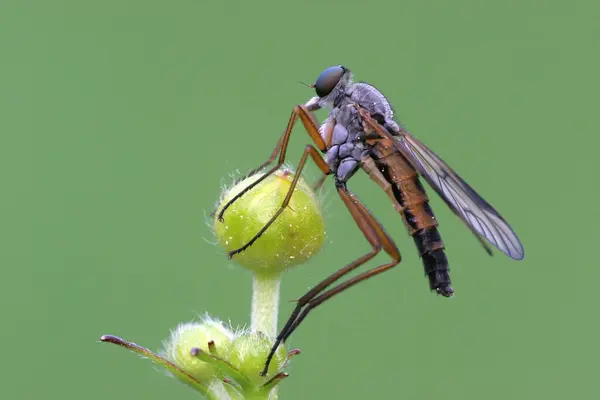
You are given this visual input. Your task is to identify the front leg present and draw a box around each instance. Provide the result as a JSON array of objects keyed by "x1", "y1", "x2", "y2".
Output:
[
  {"x1": 227, "y1": 145, "x2": 331, "y2": 258},
  {"x1": 217, "y1": 105, "x2": 327, "y2": 222}
]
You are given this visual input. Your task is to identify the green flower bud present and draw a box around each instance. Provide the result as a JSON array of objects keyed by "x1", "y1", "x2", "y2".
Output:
[
  {"x1": 161, "y1": 317, "x2": 234, "y2": 383},
  {"x1": 101, "y1": 320, "x2": 299, "y2": 399},
  {"x1": 214, "y1": 168, "x2": 326, "y2": 275},
  {"x1": 228, "y1": 332, "x2": 288, "y2": 384}
]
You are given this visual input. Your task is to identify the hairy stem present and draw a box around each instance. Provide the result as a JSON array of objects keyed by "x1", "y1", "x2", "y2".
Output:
[
  {"x1": 251, "y1": 272, "x2": 281, "y2": 338},
  {"x1": 251, "y1": 272, "x2": 281, "y2": 399}
]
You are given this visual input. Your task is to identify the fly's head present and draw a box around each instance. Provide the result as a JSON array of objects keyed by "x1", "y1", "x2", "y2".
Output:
[{"x1": 304, "y1": 65, "x2": 353, "y2": 110}]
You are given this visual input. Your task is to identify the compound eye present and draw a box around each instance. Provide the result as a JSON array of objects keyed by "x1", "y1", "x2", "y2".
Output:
[{"x1": 314, "y1": 66, "x2": 345, "y2": 98}]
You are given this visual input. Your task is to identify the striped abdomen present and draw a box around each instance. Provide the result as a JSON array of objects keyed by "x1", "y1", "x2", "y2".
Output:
[{"x1": 362, "y1": 138, "x2": 454, "y2": 297}]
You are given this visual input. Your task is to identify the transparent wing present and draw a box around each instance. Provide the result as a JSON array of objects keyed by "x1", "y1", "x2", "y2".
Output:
[{"x1": 394, "y1": 131, "x2": 525, "y2": 260}]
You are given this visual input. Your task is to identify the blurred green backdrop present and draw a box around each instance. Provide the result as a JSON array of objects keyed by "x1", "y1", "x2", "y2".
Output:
[{"x1": 1, "y1": 0, "x2": 598, "y2": 399}]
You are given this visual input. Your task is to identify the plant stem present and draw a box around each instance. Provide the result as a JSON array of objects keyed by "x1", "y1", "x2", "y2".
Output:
[
  {"x1": 250, "y1": 272, "x2": 281, "y2": 338},
  {"x1": 250, "y1": 272, "x2": 282, "y2": 400}
]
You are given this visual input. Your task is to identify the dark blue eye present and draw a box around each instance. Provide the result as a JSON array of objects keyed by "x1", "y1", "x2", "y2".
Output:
[{"x1": 314, "y1": 65, "x2": 345, "y2": 97}]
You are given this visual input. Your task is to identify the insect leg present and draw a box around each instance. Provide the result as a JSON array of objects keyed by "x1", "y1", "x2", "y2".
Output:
[
  {"x1": 217, "y1": 105, "x2": 326, "y2": 222},
  {"x1": 226, "y1": 144, "x2": 330, "y2": 258},
  {"x1": 260, "y1": 185, "x2": 401, "y2": 376},
  {"x1": 311, "y1": 116, "x2": 334, "y2": 192}
]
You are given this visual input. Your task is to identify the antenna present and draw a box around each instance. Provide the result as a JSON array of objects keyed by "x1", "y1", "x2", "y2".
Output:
[{"x1": 297, "y1": 81, "x2": 315, "y2": 88}]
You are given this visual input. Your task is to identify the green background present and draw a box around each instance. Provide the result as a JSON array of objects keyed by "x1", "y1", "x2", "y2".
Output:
[{"x1": 1, "y1": 0, "x2": 598, "y2": 399}]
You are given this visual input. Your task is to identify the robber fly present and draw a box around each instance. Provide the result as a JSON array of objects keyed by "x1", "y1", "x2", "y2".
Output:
[{"x1": 216, "y1": 65, "x2": 525, "y2": 376}]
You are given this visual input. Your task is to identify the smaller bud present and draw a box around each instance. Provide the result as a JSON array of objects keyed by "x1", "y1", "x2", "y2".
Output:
[
  {"x1": 228, "y1": 332, "x2": 288, "y2": 384},
  {"x1": 161, "y1": 317, "x2": 234, "y2": 383},
  {"x1": 100, "y1": 323, "x2": 299, "y2": 399},
  {"x1": 214, "y1": 168, "x2": 326, "y2": 276}
]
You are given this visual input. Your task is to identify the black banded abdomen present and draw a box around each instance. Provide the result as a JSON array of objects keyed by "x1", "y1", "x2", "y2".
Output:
[
  {"x1": 413, "y1": 227, "x2": 453, "y2": 297},
  {"x1": 369, "y1": 143, "x2": 454, "y2": 296}
]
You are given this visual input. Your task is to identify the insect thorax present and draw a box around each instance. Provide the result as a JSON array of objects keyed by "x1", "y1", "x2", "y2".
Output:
[
  {"x1": 317, "y1": 81, "x2": 403, "y2": 183},
  {"x1": 345, "y1": 82, "x2": 400, "y2": 132},
  {"x1": 322, "y1": 97, "x2": 374, "y2": 183}
]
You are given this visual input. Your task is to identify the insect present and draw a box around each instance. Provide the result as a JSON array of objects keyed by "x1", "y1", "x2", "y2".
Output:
[{"x1": 216, "y1": 65, "x2": 525, "y2": 376}]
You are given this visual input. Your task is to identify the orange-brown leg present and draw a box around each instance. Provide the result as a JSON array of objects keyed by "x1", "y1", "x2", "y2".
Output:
[
  {"x1": 311, "y1": 117, "x2": 335, "y2": 192},
  {"x1": 227, "y1": 144, "x2": 330, "y2": 258},
  {"x1": 217, "y1": 105, "x2": 326, "y2": 222},
  {"x1": 260, "y1": 184, "x2": 402, "y2": 376}
]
